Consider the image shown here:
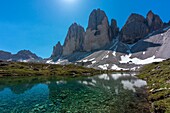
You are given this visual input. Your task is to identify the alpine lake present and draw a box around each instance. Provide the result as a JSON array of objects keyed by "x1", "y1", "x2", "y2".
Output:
[{"x1": 0, "y1": 73, "x2": 150, "y2": 113}]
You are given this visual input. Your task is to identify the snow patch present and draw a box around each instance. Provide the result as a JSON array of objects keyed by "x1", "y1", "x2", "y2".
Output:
[
  {"x1": 46, "y1": 60, "x2": 54, "y2": 64},
  {"x1": 101, "y1": 51, "x2": 110, "y2": 60},
  {"x1": 56, "y1": 59, "x2": 69, "y2": 64},
  {"x1": 120, "y1": 55, "x2": 164, "y2": 65},
  {"x1": 7, "y1": 59, "x2": 12, "y2": 61},
  {"x1": 98, "y1": 64, "x2": 109, "y2": 70},
  {"x1": 18, "y1": 59, "x2": 29, "y2": 63},
  {"x1": 92, "y1": 61, "x2": 96, "y2": 64},
  {"x1": 112, "y1": 51, "x2": 116, "y2": 56},
  {"x1": 111, "y1": 64, "x2": 128, "y2": 71},
  {"x1": 82, "y1": 59, "x2": 88, "y2": 62},
  {"x1": 89, "y1": 58, "x2": 95, "y2": 61}
]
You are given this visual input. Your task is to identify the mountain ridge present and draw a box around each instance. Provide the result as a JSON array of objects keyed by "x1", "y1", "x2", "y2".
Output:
[
  {"x1": 0, "y1": 9, "x2": 170, "y2": 71},
  {"x1": 0, "y1": 50, "x2": 42, "y2": 62},
  {"x1": 50, "y1": 9, "x2": 170, "y2": 70}
]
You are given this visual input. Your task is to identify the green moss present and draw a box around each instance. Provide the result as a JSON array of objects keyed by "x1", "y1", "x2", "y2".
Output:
[
  {"x1": 138, "y1": 59, "x2": 170, "y2": 112},
  {"x1": 0, "y1": 61, "x2": 104, "y2": 77}
]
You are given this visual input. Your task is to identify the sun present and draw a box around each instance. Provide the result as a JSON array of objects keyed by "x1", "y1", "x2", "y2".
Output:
[{"x1": 62, "y1": 0, "x2": 76, "y2": 4}]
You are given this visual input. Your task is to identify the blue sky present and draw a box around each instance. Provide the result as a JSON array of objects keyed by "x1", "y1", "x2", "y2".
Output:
[{"x1": 0, "y1": 0, "x2": 170, "y2": 58}]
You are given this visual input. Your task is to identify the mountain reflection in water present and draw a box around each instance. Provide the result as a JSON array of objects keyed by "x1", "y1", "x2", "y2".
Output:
[{"x1": 0, "y1": 73, "x2": 150, "y2": 113}]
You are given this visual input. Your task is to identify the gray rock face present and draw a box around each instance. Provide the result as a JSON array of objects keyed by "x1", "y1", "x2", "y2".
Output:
[
  {"x1": 83, "y1": 9, "x2": 110, "y2": 51},
  {"x1": 155, "y1": 29, "x2": 170, "y2": 59},
  {"x1": 109, "y1": 19, "x2": 119, "y2": 41},
  {"x1": 120, "y1": 13, "x2": 149, "y2": 44},
  {"x1": 51, "y1": 41, "x2": 63, "y2": 59},
  {"x1": 130, "y1": 27, "x2": 170, "y2": 59},
  {"x1": 62, "y1": 23, "x2": 85, "y2": 56},
  {"x1": 147, "y1": 10, "x2": 163, "y2": 32},
  {"x1": 0, "y1": 51, "x2": 12, "y2": 60},
  {"x1": 87, "y1": 9, "x2": 108, "y2": 30}
]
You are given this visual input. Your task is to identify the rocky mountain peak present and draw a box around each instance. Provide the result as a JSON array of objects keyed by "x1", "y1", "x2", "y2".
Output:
[
  {"x1": 87, "y1": 9, "x2": 108, "y2": 30},
  {"x1": 126, "y1": 13, "x2": 147, "y2": 24},
  {"x1": 51, "y1": 41, "x2": 63, "y2": 59},
  {"x1": 13, "y1": 50, "x2": 40, "y2": 60},
  {"x1": 109, "y1": 19, "x2": 119, "y2": 41},
  {"x1": 0, "y1": 50, "x2": 12, "y2": 60},
  {"x1": 83, "y1": 9, "x2": 110, "y2": 51},
  {"x1": 62, "y1": 23, "x2": 85, "y2": 56},
  {"x1": 146, "y1": 10, "x2": 163, "y2": 31},
  {"x1": 120, "y1": 13, "x2": 149, "y2": 44},
  {"x1": 17, "y1": 50, "x2": 32, "y2": 55},
  {"x1": 0, "y1": 50, "x2": 41, "y2": 62},
  {"x1": 66, "y1": 23, "x2": 84, "y2": 39}
]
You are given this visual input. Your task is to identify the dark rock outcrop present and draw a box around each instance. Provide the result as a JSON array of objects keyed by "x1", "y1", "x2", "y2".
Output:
[
  {"x1": 146, "y1": 10, "x2": 163, "y2": 32},
  {"x1": 0, "y1": 50, "x2": 12, "y2": 60},
  {"x1": 83, "y1": 9, "x2": 110, "y2": 51},
  {"x1": 120, "y1": 11, "x2": 164, "y2": 44},
  {"x1": 51, "y1": 41, "x2": 63, "y2": 59},
  {"x1": 120, "y1": 13, "x2": 149, "y2": 44},
  {"x1": 62, "y1": 23, "x2": 85, "y2": 56},
  {"x1": 109, "y1": 19, "x2": 119, "y2": 41}
]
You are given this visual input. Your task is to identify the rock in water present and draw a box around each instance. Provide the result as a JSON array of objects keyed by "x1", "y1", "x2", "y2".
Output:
[
  {"x1": 62, "y1": 23, "x2": 85, "y2": 56},
  {"x1": 83, "y1": 9, "x2": 110, "y2": 51},
  {"x1": 146, "y1": 10, "x2": 163, "y2": 32},
  {"x1": 51, "y1": 41, "x2": 63, "y2": 59},
  {"x1": 120, "y1": 13, "x2": 149, "y2": 44}
]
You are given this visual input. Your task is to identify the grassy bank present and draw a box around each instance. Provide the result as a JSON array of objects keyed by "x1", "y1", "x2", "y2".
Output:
[
  {"x1": 138, "y1": 59, "x2": 170, "y2": 113},
  {"x1": 0, "y1": 60, "x2": 104, "y2": 77}
]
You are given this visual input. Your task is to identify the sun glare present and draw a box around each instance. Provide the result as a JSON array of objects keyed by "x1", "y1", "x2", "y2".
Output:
[{"x1": 62, "y1": 0, "x2": 76, "y2": 4}]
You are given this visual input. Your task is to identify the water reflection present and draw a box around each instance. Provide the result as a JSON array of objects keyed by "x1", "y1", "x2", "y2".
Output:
[
  {"x1": 0, "y1": 73, "x2": 149, "y2": 113},
  {"x1": 121, "y1": 80, "x2": 146, "y2": 92}
]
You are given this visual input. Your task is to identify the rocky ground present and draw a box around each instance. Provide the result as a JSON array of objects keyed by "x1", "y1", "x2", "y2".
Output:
[{"x1": 138, "y1": 59, "x2": 170, "y2": 113}]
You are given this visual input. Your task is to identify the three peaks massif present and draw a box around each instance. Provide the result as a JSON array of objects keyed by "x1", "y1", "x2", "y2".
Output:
[{"x1": 1, "y1": 9, "x2": 170, "y2": 70}]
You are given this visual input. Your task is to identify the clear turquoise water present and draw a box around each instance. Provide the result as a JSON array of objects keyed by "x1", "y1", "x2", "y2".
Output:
[{"x1": 0, "y1": 73, "x2": 149, "y2": 113}]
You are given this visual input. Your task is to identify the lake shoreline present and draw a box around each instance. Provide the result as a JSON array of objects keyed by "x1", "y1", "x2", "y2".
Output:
[{"x1": 0, "y1": 60, "x2": 136, "y2": 77}]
